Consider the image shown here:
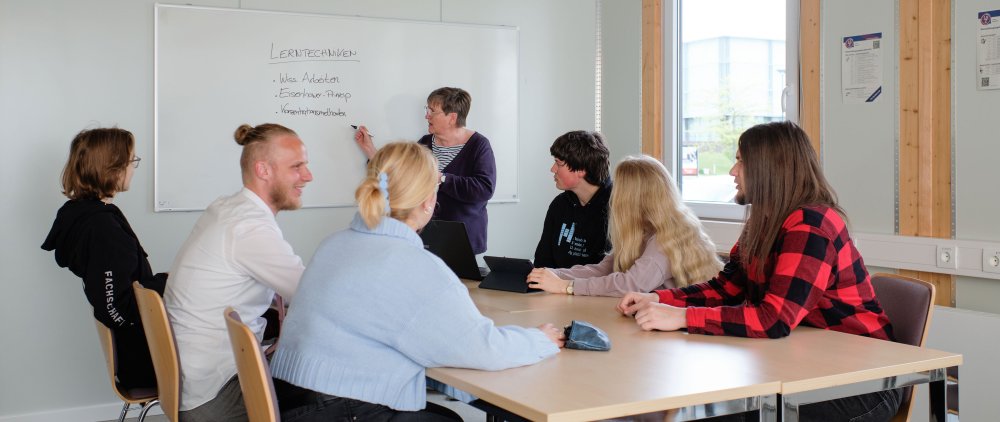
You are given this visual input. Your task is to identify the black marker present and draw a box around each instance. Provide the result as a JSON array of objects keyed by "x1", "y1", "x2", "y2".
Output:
[{"x1": 350, "y1": 125, "x2": 374, "y2": 138}]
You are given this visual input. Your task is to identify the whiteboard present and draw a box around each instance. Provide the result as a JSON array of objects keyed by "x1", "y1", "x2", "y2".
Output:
[{"x1": 155, "y1": 4, "x2": 519, "y2": 211}]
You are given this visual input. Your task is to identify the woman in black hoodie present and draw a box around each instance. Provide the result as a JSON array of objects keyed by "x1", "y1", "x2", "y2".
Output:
[{"x1": 42, "y1": 127, "x2": 167, "y2": 389}]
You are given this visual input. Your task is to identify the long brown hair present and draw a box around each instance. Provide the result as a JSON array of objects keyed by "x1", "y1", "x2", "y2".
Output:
[
  {"x1": 609, "y1": 156, "x2": 722, "y2": 286},
  {"x1": 61, "y1": 127, "x2": 134, "y2": 200},
  {"x1": 737, "y1": 121, "x2": 844, "y2": 277}
]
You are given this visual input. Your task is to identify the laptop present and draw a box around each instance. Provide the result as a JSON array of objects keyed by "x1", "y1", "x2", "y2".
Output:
[
  {"x1": 479, "y1": 256, "x2": 542, "y2": 293},
  {"x1": 420, "y1": 220, "x2": 489, "y2": 281}
]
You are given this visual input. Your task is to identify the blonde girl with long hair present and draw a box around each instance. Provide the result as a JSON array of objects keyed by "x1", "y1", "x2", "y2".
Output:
[
  {"x1": 527, "y1": 155, "x2": 722, "y2": 296},
  {"x1": 270, "y1": 142, "x2": 563, "y2": 421}
]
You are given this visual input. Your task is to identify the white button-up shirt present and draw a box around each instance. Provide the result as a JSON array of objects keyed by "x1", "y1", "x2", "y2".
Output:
[{"x1": 165, "y1": 188, "x2": 303, "y2": 411}]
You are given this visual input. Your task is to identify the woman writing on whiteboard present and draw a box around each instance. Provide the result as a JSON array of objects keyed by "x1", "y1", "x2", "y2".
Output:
[
  {"x1": 354, "y1": 87, "x2": 496, "y2": 254},
  {"x1": 41, "y1": 127, "x2": 168, "y2": 390}
]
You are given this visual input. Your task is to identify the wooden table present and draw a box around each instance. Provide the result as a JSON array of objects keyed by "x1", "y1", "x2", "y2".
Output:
[
  {"x1": 426, "y1": 282, "x2": 961, "y2": 421},
  {"x1": 430, "y1": 283, "x2": 781, "y2": 421},
  {"x1": 459, "y1": 281, "x2": 615, "y2": 313},
  {"x1": 757, "y1": 328, "x2": 961, "y2": 421}
]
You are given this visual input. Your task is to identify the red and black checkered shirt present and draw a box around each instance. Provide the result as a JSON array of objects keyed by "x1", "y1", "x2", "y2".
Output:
[{"x1": 656, "y1": 206, "x2": 894, "y2": 340}]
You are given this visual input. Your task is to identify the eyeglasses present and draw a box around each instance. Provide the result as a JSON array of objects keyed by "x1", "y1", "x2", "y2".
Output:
[
  {"x1": 424, "y1": 106, "x2": 445, "y2": 117},
  {"x1": 130, "y1": 156, "x2": 142, "y2": 169}
]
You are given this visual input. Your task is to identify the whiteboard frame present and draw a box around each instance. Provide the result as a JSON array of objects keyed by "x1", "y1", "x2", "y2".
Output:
[{"x1": 153, "y1": 3, "x2": 520, "y2": 212}]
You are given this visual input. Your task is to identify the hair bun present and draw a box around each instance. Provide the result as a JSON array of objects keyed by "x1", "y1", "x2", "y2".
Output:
[{"x1": 233, "y1": 124, "x2": 255, "y2": 145}]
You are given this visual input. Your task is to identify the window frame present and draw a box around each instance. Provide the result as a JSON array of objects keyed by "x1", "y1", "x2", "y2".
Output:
[{"x1": 667, "y1": 0, "x2": 800, "y2": 221}]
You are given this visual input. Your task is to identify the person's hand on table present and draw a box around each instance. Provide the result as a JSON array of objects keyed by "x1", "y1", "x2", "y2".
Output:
[
  {"x1": 620, "y1": 294, "x2": 687, "y2": 332},
  {"x1": 526, "y1": 268, "x2": 570, "y2": 294},
  {"x1": 616, "y1": 292, "x2": 658, "y2": 315},
  {"x1": 537, "y1": 323, "x2": 566, "y2": 348}
]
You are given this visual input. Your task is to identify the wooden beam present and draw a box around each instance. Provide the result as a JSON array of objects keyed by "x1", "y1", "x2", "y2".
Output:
[
  {"x1": 899, "y1": 0, "x2": 920, "y2": 234},
  {"x1": 898, "y1": 0, "x2": 954, "y2": 306},
  {"x1": 799, "y1": 0, "x2": 821, "y2": 154},
  {"x1": 641, "y1": 0, "x2": 663, "y2": 160},
  {"x1": 929, "y1": 0, "x2": 952, "y2": 240}
]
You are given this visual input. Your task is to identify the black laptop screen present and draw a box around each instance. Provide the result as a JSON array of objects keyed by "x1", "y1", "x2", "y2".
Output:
[{"x1": 419, "y1": 220, "x2": 484, "y2": 281}]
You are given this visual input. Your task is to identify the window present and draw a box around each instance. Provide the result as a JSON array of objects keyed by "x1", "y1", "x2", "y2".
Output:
[{"x1": 676, "y1": 0, "x2": 797, "y2": 219}]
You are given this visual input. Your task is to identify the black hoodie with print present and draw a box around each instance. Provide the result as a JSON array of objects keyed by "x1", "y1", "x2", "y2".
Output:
[
  {"x1": 533, "y1": 181, "x2": 612, "y2": 269},
  {"x1": 42, "y1": 198, "x2": 167, "y2": 389}
]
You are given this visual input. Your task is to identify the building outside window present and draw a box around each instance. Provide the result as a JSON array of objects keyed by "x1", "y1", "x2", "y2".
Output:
[{"x1": 678, "y1": 0, "x2": 793, "y2": 216}]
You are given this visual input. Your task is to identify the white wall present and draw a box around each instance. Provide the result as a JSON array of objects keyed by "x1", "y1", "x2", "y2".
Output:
[
  {"x1": 599, "y1": 0, "x2": 643, "y2": 165},
  {"x1": 910, "y1": 306, "x2": 1000, "y2": 421},
  {"x1": 820, "y1": 0, "x2": 897, "y2": 234},
  {"x1": 819, "y1": 0, "x2": 1000, "y2": 315},
  {"x1": 952, "y1": 0, "x2": 1000, "y2": 314},
  {"x1": 817, "y1": 0, "x2": 1000, "y2": 314},
  {"x1": 0, "y1": 0, "x2": 596, "y2": 419}
]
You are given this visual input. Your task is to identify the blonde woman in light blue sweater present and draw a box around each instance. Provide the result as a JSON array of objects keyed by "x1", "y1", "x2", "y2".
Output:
[{"x1": 270, "y1": 142, "x2": 564, "y2": 421}]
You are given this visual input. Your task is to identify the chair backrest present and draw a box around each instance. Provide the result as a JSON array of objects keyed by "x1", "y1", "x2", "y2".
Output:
[
  {"x1": 870, "y1": 273, "x2": 936, "y2": 422},
  {"x1": 133, "y1": 281, "x2": 181, "y2": 421},
  {"x1": 224, "y1": 307, "x2": 280, "y2": 422},
  {"x1": 94, "y1": 320, "x2": 158, "y2": 403},
  {"x1": 870, "y1": 273, "x2": 936, "y2": 347}
]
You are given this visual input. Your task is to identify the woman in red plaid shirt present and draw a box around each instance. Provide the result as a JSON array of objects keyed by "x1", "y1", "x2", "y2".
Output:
[{"x1": 618, "y1": 121, "x2": 900, "y2": 422}]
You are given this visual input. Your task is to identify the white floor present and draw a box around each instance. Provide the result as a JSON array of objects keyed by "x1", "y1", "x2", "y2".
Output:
[{"x1": 105, "y1": 390, "x2": 486, "y2": 422}]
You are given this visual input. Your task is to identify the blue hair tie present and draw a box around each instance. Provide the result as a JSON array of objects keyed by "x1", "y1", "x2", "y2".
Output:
[{"x1": 377, "y1": 172, "x2": 390, "y2": 212}]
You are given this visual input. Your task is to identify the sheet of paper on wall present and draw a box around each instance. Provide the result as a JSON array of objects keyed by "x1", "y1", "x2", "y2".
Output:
[
  {"x1": 841, "y1": 33, "x2": 883, "y2": 104},
  {"x1": 978, "y1": 10, "x2": 1000, "y2": 91}
]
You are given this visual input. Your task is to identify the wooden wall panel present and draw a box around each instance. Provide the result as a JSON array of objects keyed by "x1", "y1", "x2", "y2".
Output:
[
  {"x1": 799, "y1": 0, "x2": 821, "y2": 154},
  {"x1": 898, "y1": 0, "x2": 954, "y2": 306}
]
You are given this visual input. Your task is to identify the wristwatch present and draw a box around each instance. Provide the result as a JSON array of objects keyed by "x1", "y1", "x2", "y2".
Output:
[{"x1": 565, "y1": 280, "x2": 575, "y2": 295}]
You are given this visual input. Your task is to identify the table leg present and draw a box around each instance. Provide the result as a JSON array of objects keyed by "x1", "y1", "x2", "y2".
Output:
[
  {"x1": 759, "y1": 394, "x2": 778, "y2": 422},
  {"x1": 929, "y1": 366, "x2": 958, "y2": 422},
  {"x1": 780, "y1": 393, "x2": 799, "y2": 422}
]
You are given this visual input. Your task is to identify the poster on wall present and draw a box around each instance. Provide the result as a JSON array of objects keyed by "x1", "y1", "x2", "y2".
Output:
[
  {"x1": 841, "y1": 32, "x2": 883, "y2": 103},
  {"x1": 978, "y1": 10, "x2": 1000, "y2": 90}
]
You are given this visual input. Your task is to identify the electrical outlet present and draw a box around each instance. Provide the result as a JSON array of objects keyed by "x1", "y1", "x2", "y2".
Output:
[
  {"x1": 983, "y1": 249, "x2": 1000, "y2": 274},
  {"x1": 936, "y1": 245, "x2": 958, "y2": 269}
]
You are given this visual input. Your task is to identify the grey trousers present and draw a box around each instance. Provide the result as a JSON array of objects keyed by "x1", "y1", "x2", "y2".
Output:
[{"x1": 178, "y1": 375, "x2": 248, "y2": 422}]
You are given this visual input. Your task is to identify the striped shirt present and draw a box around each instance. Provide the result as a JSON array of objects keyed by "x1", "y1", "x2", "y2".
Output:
[{"x1": 431, "y1": 136, "x2": 465, "y2": 171}]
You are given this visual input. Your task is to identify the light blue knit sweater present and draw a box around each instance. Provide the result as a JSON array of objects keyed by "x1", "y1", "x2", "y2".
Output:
[{"x1": 270, "y1": 214, "x2": 560, "y2": 411}]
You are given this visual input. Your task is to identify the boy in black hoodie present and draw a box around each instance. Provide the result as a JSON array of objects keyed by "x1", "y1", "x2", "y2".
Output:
[
  {"x1": 533, "y1": 131, "x2": 612, "y2": 269},
  {"x1": 42, "y1": 127, "x2": 167, "y2": 389}
]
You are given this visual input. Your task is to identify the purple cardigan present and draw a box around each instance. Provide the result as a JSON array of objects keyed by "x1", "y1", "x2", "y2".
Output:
[{"x1": 418, "y1": 132, "x2": 496, "y2": 254}]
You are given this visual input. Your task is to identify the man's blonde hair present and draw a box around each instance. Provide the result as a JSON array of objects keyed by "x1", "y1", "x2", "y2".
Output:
[{"x1": 233, "y1": 123, "x2": 297, "y2": 183}]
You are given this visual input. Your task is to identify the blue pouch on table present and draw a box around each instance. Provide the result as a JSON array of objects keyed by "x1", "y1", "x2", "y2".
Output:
[{"x1": 563, "y1": 320, "x2": 611, "y2": 351}]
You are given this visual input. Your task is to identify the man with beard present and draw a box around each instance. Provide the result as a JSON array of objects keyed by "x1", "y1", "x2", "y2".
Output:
[
  {"x1": 618, "y1": 121, "x2": 900, "y2": 422},
  {"x1": 164, "y1": 123, "x2": 312, "y2": 421}
]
